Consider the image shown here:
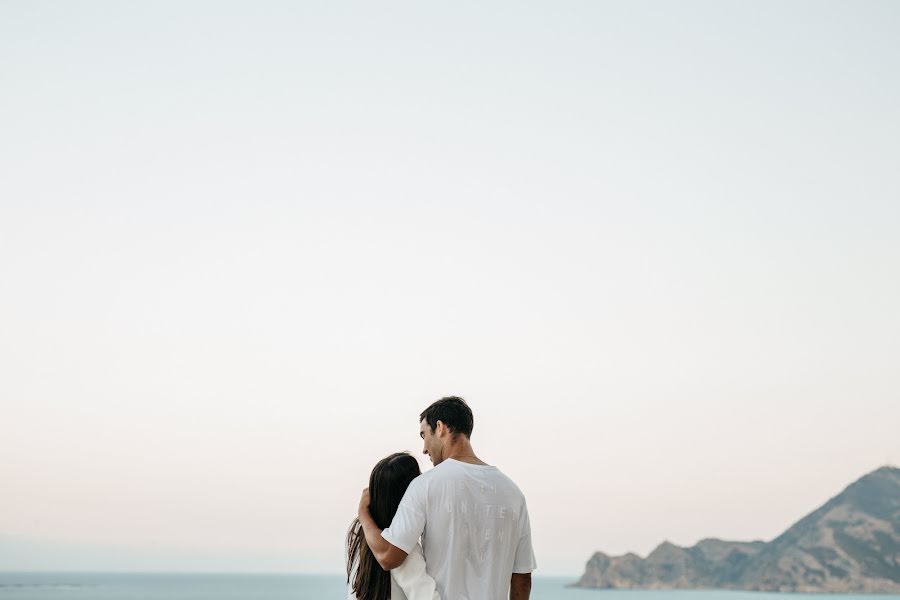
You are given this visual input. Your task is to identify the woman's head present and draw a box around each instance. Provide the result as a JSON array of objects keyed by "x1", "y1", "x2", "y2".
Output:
[
  {"x1": 347, "y1": 452, "x2": 421, "y2": 600},
  {"x1": 367, "y1": 452, "x2": 421, "y2": 528}
]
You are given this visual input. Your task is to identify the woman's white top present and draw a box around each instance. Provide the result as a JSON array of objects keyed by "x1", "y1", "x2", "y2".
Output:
[{"x1": 347, "y1": 542, "x2": 440, "y2": 600}]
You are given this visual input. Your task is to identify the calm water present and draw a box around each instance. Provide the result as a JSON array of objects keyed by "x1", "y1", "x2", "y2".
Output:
[{"x1": 0, "y1": 574, "x2": 897, "y2": 600}]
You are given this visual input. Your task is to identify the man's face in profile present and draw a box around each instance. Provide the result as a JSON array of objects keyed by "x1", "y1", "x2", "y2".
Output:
[{"x1": 420, "y1": 419, "x2": 441, "y2": 466}]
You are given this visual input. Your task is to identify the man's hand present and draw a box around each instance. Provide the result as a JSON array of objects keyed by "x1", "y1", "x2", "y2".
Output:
[
  {"x1": 357, "y1": 487, "x2": 408, "y2": 571},
  {"x1": 510, "y1": 573, "x2": 532, "y2": 600},
  {"x1": 358, "y1": 488, "x2": 370, "y2": 518}
]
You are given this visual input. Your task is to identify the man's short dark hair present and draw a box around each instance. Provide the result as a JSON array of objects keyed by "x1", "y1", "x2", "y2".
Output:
[{"x1": 419, "y1": 396, "x2": 474, "y2": 438}]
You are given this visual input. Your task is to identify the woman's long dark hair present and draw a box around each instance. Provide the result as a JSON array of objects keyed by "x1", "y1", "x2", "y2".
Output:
[{"x1": 347, "y1": 452, "x2": 421, "y2": 600}]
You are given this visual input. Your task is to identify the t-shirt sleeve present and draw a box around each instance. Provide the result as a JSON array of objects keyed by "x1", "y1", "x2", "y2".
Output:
[
  {"x1": 512, "y1": 501, "x2": 537, "y2": 573},
  {"x1": 381, "y1": 477, "x2": 427, "y2": 554},
  {"x1": 391, "y1": 543, "x2": 441, "y2": 600}
]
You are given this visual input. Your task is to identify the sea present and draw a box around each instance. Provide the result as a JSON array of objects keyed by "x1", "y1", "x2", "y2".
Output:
[{"x1": 0, "y1": 574, "x2": 898, "y2": 600}]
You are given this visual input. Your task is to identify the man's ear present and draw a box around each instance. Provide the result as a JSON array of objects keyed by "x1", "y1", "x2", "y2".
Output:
[{"x1": 435, "y1": 420, "x2": 445, "y2": 437}]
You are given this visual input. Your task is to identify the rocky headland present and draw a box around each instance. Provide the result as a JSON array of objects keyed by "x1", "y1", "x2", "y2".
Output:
[{"x1": 574, "y1": 466, "x2": 900, "y2": 593}]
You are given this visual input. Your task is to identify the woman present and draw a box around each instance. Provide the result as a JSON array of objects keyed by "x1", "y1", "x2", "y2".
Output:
[{"x1": 346, "y1": 452, "x2": 440, "y2": 600}]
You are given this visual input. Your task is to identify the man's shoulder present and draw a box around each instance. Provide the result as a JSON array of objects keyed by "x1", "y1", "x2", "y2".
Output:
[
  {"x1": 408, "y1": 460, "x2": 469, "y2": 491},
  {"x1": 403, "y1": 463, "x2": 450, "y2": 493},
  {"x1": 487, "y1": 467, "x2": 528, "y2": 499},
  {"x1": 429, "y1": 462, "x2": 527, "y2": 497},
  {"x1": 412, "y1": 462, "x2": 451, "y2": 485}
]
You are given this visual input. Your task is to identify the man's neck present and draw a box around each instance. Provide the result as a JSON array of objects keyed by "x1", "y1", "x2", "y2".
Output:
[{"x1": 443, "y1": 439, "x2": 488, "y2": 465}]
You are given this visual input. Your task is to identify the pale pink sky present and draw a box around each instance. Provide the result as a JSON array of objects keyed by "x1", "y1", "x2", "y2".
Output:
[{"x1": 1, "y1": 0, "x2": 899, "y2": 576}]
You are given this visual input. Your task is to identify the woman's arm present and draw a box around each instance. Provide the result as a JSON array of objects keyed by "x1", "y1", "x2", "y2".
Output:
[{"x1": 391, "y1": 543, "x2": 440, "y2": 600}]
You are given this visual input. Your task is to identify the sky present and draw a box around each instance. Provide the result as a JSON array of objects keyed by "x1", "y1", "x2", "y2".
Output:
[{"x1": 1, "y1": 0, "x2": 899, "y2": 577}]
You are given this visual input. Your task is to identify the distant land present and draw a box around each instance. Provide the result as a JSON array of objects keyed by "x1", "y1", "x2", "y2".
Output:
[{"x1": 574, "y1": 466, "x2": 900, "y2": 593}]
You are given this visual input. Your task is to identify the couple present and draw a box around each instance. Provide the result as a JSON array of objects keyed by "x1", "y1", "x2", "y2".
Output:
[{"x1": 346, "y1": 396, "x2": 536, "y2": 600}]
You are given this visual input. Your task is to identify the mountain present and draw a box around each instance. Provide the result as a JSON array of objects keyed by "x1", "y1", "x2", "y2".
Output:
[{"x1": 573, "y1": 466, "x2": 900, "y2": 593}]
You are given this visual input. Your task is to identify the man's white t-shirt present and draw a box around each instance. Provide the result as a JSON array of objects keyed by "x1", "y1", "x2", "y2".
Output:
[{"x1": 381, "y1": 459, "x2": 536, "y2": 600}]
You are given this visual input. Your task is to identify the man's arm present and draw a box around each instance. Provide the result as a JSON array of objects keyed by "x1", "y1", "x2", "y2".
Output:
[
  {"x1": 358, "y1": 488, "x2": 408, "y2": 571},
  {"x1": 509, "y1": 573, "x2": 532, "y2": 600}
]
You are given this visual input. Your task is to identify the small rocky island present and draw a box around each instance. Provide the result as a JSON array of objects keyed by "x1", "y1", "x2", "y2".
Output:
[{"x1": 574, "y1": 466, "x2": 900, "y2": 593}]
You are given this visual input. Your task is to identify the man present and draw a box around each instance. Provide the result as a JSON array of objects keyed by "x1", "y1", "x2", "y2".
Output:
[{"x1": 358, "y1": 396, "x2": 536, "y2": 600}]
